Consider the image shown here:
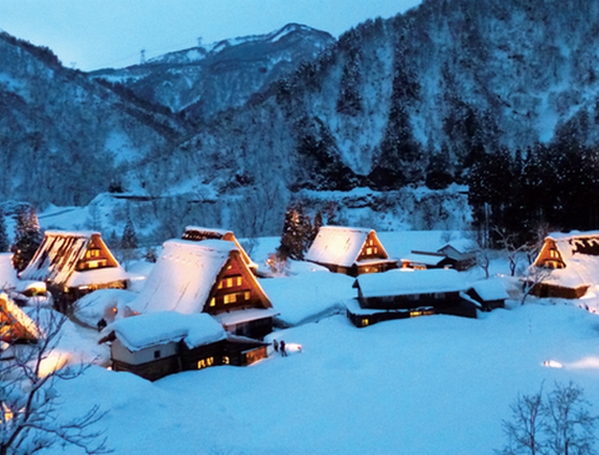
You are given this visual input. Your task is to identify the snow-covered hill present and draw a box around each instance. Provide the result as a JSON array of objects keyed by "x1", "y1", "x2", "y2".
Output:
[{"x1": 90, "y1": 23, "x2": 334, "y2": 118}]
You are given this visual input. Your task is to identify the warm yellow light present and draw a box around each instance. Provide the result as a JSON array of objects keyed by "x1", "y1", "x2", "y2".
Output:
[
  {"x1": 543, "y1": 360, "x2": 563, "y2": 369},
  {"x1": 38, "y1": 351, "x2": 69, "y2": 378},
  {"x1": 2, "y1": 403, "x2": 13, "y2": 422}
]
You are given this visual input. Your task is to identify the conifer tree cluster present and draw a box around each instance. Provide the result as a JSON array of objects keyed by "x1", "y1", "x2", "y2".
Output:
[
  {"x1": 277, "y1": 203, "x2": 322, "y2": 261},
  {"x1": 121, "y1": 218, "x2": 138, "y2": 250},
  {"x1": 0, "y1": 208, "x2": 9, "y2": 253},
  {"x1": 11, "y1": 205, "x2": 43, "y2": 271}
]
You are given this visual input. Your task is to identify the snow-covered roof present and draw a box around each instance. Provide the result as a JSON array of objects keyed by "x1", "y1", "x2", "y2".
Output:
[
  {"x1": 111, "y1": 312, "x2": 226, "y2": 352},
  {"x1": 131, "y1": 239, "x2": 237, "y2": 314},
  {"x1": 19, "y1": 230, "x2": 126, "y2": 287},
  {"x1": 182, "y1": 226, "x2": 257, "y2": 269},
  {"x1": 401, "y1": 253, "x2": 446, "y2": 267},
  {"x1": 470, "y1": 279, "x2": 509, "y2": 301},
  {"x1": 213, "y1": 308, "x2": 279, "y2": 327},
  {"x1": 0, "y1": 253, "x2": 18, "y2": 290},
  {"x1": 305, "y1": 226, "x2": 388, "y2": 268},
  {"x1": 546, "y1": 230, "x2": 599, "y2": 242},
  {"x1": 356, "y1": 269, "x2": 468, "y2": 299},
  {"x1": 437, "y1": 239, "x2": 477, "y2": 255},
  {"x1": 1, "y1": 292, "x2": 42, "y2": 340}
]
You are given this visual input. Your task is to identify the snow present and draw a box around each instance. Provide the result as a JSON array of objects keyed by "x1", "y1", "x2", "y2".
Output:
[
  {"x1": 401, "y1": 252, "x2": 446, "y2": 266},
  {"x1": 131, "y1": 239, "x2": 236, "y2": 314},
  {"x1": 110, "y1": 312, "x2": 226, "y2": 351},
  {"x1": 471, "y1": 278, "x2": 510, "y2": 301},
  {"x1": 0, "y1": 253, "x2": 18, "y2": 289},
  {"x1": 213, "y1": 308, "x2": 279, "y2": 327},
  {"x1": 73, "y1": 289, "x2": 138, "y2": 327},
  {"x1": 45, "y1": 303, "x2": 599, "y2": 455},
  {"x1": 357, "y1": 268, "x2": 468, "y2": 298}
]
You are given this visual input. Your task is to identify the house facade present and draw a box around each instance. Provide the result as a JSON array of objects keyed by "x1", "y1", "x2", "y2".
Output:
[
  {"x1": 108, "y1": 312, "x2": 268, "y2": 381},
  {"x1": 19, "y1": 231, "x2": 128, "y2": 311},
  {"x1": 305, "y1": 226, "x2": 398, "y2": 276},
  {"x1": 0, "y1": 293, "x2": 40, "y2": 342}
]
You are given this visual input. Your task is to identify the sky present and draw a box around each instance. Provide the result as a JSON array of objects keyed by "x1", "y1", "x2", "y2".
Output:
[{"x1": 0, "y1": 0, "x2": 422, "y2": 71}]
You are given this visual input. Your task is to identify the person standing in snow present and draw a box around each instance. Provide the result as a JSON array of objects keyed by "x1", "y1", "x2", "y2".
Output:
[
  {"x1": 273, "y1": 339, "x2": 279, "y2": 352},
  {"x1": 280, "y1": 340, "x2": 287, "y2": 357}
]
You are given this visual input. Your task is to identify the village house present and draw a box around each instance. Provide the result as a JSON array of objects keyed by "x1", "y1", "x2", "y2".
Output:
[
  {"x1": 466, "y1": 278, "x2": 510, "y2": 311},
  {"x1": 132, "y1": 239, "x2": 277, "y2": 339},
  {"x1": 0, "y1": 292, "x2": 40, "y2": 343},
  {"x1": 305, "y1": 226, "x2": 398, "y2": 276},
  {"x1": 19, "y1": 231, "x2": 128, "y2": 312},
  {"x1": 106, "y1": 311, "x2": 268, "y2": 381},
  {"x1": 400, "y1": 239, "x2": 477, "y2": 271},
  {"x1": 346, "y1": 269, "x2": 478, "y2": 328},
  {"x1": 182, "y1": 226, "x2": 258, "y2": 273},
  {"x1": 530, "y1": 231, "x2": 599, "y2": 299}
]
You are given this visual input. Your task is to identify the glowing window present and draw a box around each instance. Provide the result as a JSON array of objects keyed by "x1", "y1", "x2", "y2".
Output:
[
  {"x1": 222, "y1": 356, "x2": 230, "y2": 365},
  {"x1": 197, "y1": 357, "x2": 214, "y2": 370},
  {"x1": 366, "y1": 247, "x2": 372, "y2": 255},
  {"x1": 362, "y1": 318, "x2": 369, "y2": 327},
  {"x1": 224, "y1": 294, "x2": 237, "y2": 304},
  {"x1": 226, "y1": 278, "x2": 233, "y2": 288},
  {"x1": 244, "y1": 291, "x2": 251, "y2": 300},
  {"x1": 86, "y1": 249, "x2": 100, "y2": 259},
  {"x1": 218, "y1": 281, "x2": 223, "y2": 289},
  {"x1": 236, "y1": 276, "x2": 242, "y2": 286},
  {"x1": 209, "y1": 298, "x2": 216, "y2": 307},
  {"x1": 549, "y1": 250, "x2": 558, "y2": 259},
  {"x1": 410, "y1": 311, "x2": 422, "y2": 318}
]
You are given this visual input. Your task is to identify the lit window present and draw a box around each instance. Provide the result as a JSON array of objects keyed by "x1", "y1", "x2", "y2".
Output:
[
  {"x1": 410, "y1": 311, "x2": 422, "y2": 318},
  {"x1": 226, "y1": 278, "x2": 233, "y2": 288},
  {"x1": 209, "y1": 298, "x2": 216, "y2": 307},
  {"x1": 362, "y1": 318, "x2": 369, "y2": 327},
  {"x1": 373, "y1": 247, "x2": 378, "y2": 254},
  {"x1": 366, "y1": 247, "x2": 372, "y2": 255},
  {"x1": 244, "y1": 291, "x2": 251, "y2": 300},
  {"x1": 218, "y1": 281, "x2": 223, "y2": 289},
  {"x1": 550, "y1": 250, "x2": 558, "y2": 259},
  {"x1": 222, "y1": 356, "x2": 230, "y2": 365},
  {"x1": 236, "y1": 276, "x2": 242, "y2": 286},
  {"x1": 224, "y1": 294, "x2": 237, "y2": 304},
  {"x1": 197, "y1": 357, "x2": 215, "y2": 369}
]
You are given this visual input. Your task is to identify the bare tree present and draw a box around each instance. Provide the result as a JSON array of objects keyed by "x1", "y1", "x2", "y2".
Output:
[
  {"x1": 499, "y1": 382, "x2": 597, "y2": 455},
  {"x1": 544, "y1": 382, "x2": 598, "y2": 455},
  {"x1": 493, "y1": 227, "x2": 527, "y2": 277},
  {"x1": 1, "y1": 307, "x2": 110, "y2": 455},
  {"x1": 499, "y1": 386, "x2": 545, "y2": 455},
  {"x1": 520, "y1": 265, "x2": 551, "y2": 306}
]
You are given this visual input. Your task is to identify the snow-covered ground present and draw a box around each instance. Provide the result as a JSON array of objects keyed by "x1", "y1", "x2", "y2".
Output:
[
  {"x1": 49, "y1": 302, "x2": 599, "y2": 455},
  {"x1": 3, "y1": 230, "x2": 599, "y2": 454}
]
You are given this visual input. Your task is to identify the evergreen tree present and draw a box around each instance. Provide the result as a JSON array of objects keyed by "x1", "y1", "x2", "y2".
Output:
[
  {"x1": 11, "y1": 206, "x2": 42, "y2": 271},
  {"x1": 121, "y1": 218, "x2": 138, "y2": 250},
  {"x1": 0, "y1": 208, "x2": 9, "y2": 252},
  {"x1": 277, "y1": 203, "x2": 312, "y2": 260}
]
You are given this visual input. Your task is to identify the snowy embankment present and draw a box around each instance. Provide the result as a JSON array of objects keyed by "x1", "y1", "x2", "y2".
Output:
[{"x1": 50, "y1": 303, "x2": 599, "y2": 455}]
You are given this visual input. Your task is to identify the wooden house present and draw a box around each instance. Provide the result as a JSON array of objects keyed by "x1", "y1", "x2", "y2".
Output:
[
  {"x1": 132, "y1": 239, "x2": 276, "y2": 339},
  {"x1": 305, "y1": 226, "x2": 398, "y2": 276},
  {"x1": 466, "y1": 279, "x2": 509, "y2": 311},
  {"x1": 19, "y1": 231, "x2": 128, "y2": 311},
  {"x1": 530, "y1": 231, "x2": 599, "y2": 299},
  {"x1": 436, "y1": 239, "x2": 477, "y2": 271},
  {"x1": 347, "y1": 269, "x2": 478, "y2": 328},
  {"x1": 182, "y1": 226, "x2": 258, "y2": 273},
  {"x1": 400, "y1": 251, "x2": 454, "y2": 270},
  {"x1": 108, "y1": 312, "x2": 268, "y2": 381},
  {"x1": 0, "y1": 292, "x2": 40, "y2": 343}
]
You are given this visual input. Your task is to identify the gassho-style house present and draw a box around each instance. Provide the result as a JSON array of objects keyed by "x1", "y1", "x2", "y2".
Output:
[
  {"x1": 305, "y1": 226, "x2": 398, "y2": 276},
  {"x1": 19, "y1": 230, "x2": 128, "y2": 311},
  {"x1": 131, "y1": 238, "x2": 277, "y2": 340}
]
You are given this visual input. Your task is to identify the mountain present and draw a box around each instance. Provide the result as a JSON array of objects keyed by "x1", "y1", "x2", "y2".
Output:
[
  {"x1": 89, "y1": 24, "x2": 335, "y2": 120},
  {"x1": 0, "y1": 32, "x2": 191, "y2": 207}
]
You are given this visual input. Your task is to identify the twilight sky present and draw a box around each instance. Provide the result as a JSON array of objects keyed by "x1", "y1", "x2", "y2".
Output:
[{"x1": 0, "y1": 0, "x2": 422, "y2": 71}]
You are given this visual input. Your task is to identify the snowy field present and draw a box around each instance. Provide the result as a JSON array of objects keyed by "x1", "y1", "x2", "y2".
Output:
[
  {"x1": 4, "y1": 229, "x2": 599, "y2": 454},
  {"x1": 51, "y1": 302, "x2": 599, "y2": 455}
]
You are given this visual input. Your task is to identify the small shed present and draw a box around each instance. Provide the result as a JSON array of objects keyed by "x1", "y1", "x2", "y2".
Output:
[
  {"x1": 19, "y1": 231, "x2": 128, "y2": 311},
  {"x1": 132, "y1": 239, "x2": 276, "y2": 339},
  {"x1": 436, "y1": 239, "x2": 477, "y2": 270},
  {"x1": 109, "y1": 312, "x2": 267, "y2": 381},
  {"x1": 467, "y1": 279, "x2": 509, "y2": 310},
  {"x1": 348, "y1": 269, "x2": 477, "y2": 327},
  {"x1": 305, "y1": 226, "x2": 398, "y2": 276},
  {"x1": 400, "y1": 252, "x2": 454, "y2": 270}
]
